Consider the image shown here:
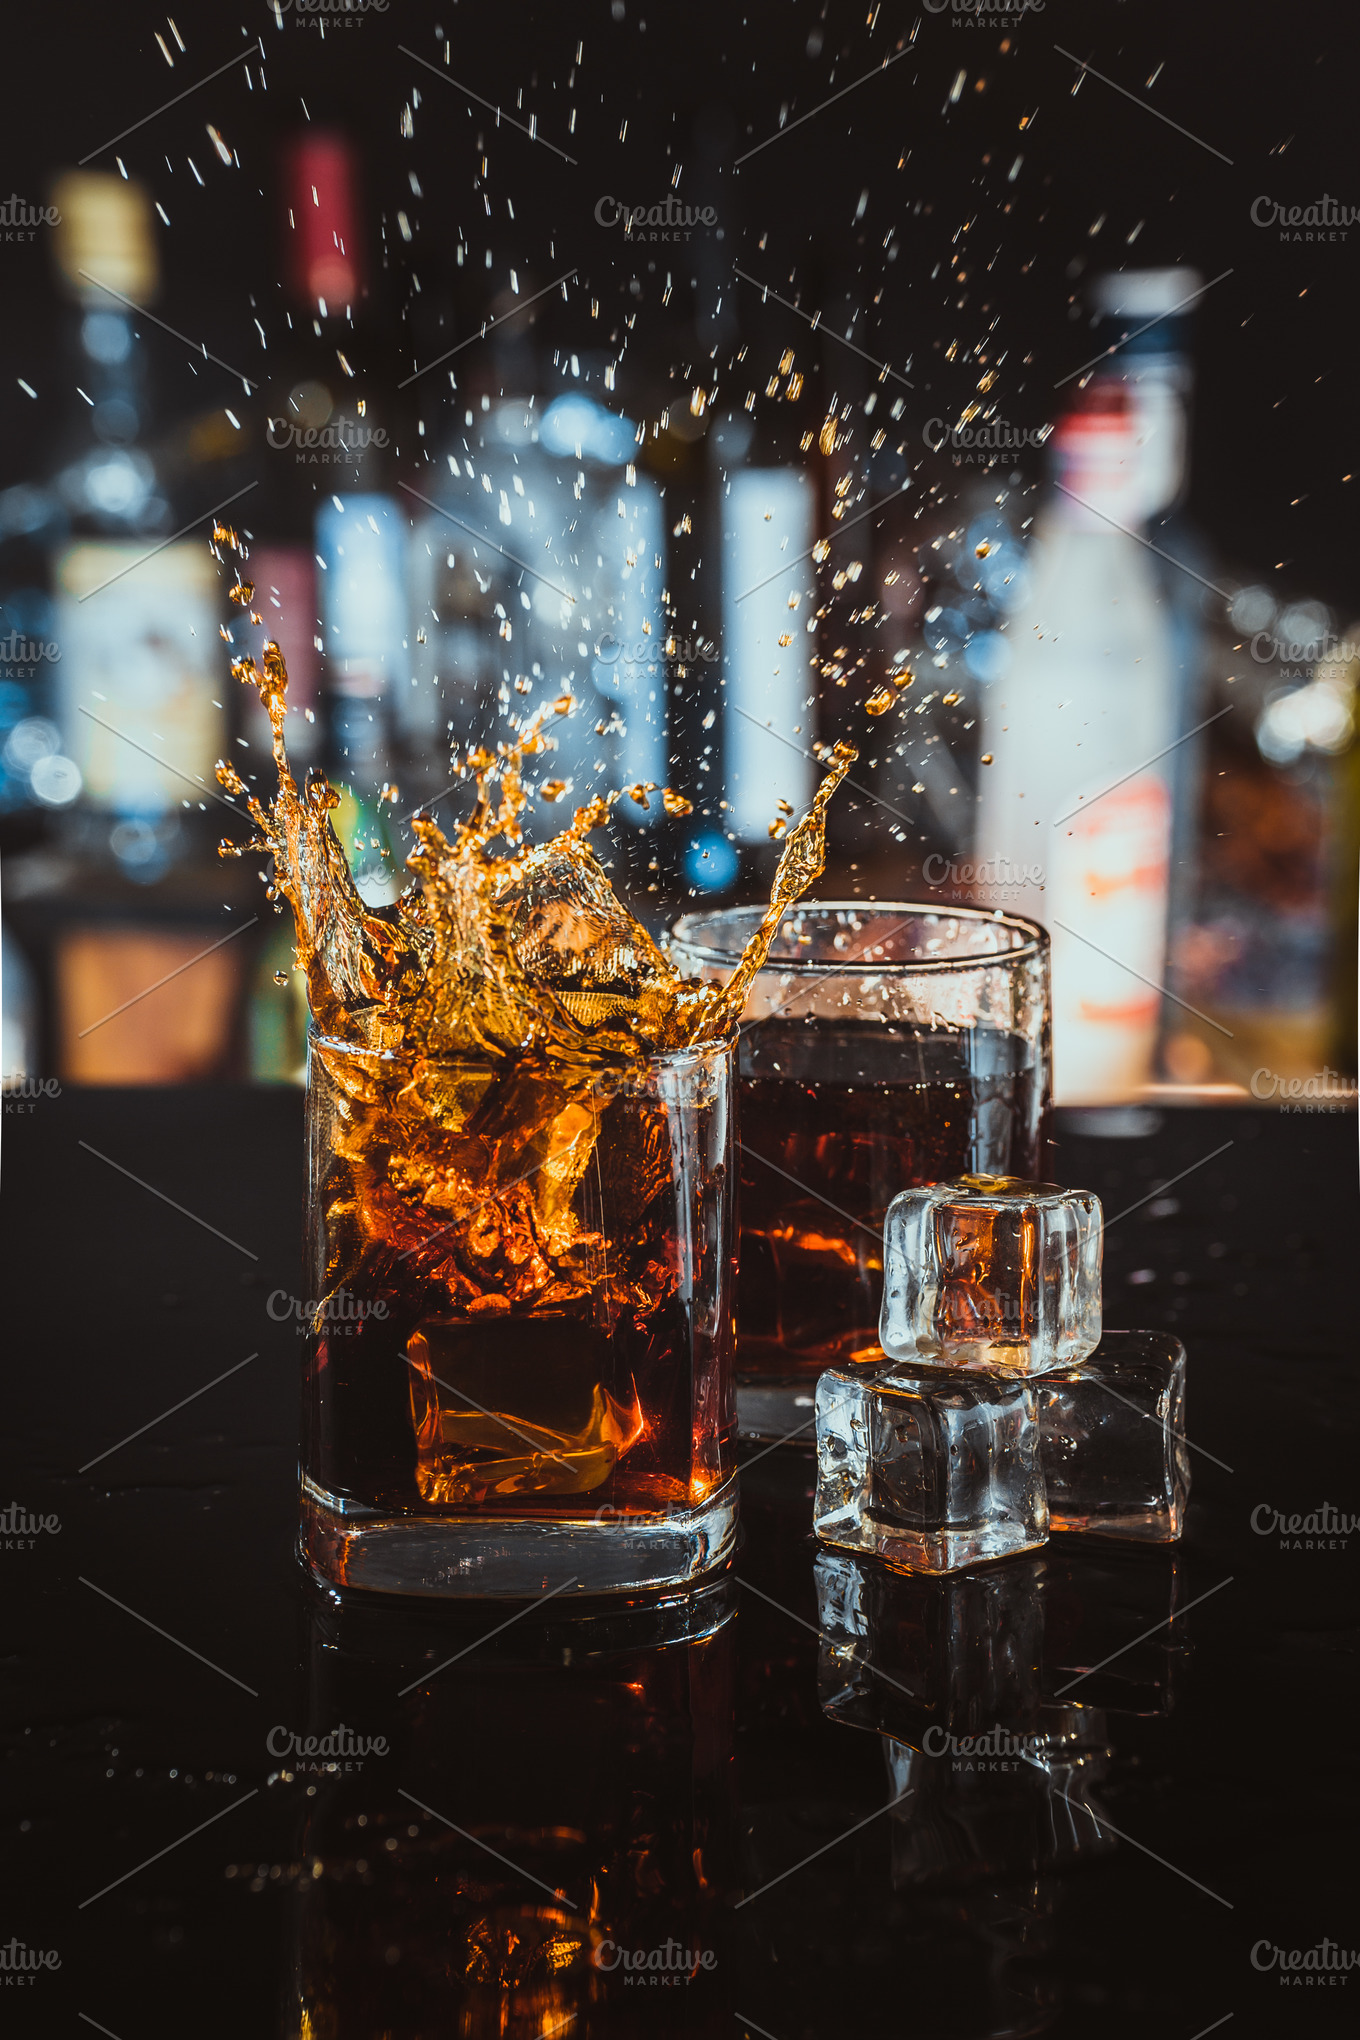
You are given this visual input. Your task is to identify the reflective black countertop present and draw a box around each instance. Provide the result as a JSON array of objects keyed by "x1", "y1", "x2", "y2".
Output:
[{"x1": 3, "y1": 1090, "x2": 1356, "y2": 2038}]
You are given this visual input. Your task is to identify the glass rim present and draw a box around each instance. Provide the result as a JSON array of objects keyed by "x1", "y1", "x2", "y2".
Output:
[
  {"x1": 305, "y1": 1015, "x2": 736, "y2": 1076},
  {"x1": 670, "y1": 899, "x2": 1049, "y2": 975}
]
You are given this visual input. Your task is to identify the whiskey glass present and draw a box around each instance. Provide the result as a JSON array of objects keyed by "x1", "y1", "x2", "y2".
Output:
[
  {"x1": 669, "y1": 903, "x2": 1051, "y2": 1438},
  {"x1": 300, "y1": 1020, "x2": 738, "y2": 1596}
]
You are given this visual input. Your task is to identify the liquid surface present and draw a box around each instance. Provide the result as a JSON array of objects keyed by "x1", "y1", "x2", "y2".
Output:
[{"x1": 737, "y1": 1020, "x2": 1048, "y2": 1375}]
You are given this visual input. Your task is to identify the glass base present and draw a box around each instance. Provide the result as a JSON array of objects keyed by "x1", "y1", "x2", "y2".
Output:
[{"x1": 300, "y1": 1474, "x2": 740, "y2": 1599}]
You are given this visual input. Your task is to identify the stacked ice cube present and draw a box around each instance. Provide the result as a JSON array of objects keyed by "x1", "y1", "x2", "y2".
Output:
[{"x1": 814, "y1": 1174, "x2": 1190, "y2": 1574}]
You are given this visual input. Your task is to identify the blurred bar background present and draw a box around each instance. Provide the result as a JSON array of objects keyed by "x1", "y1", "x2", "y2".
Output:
[{"x1": 1, "y1": 2, "x2": 1355, "y2": 1103}]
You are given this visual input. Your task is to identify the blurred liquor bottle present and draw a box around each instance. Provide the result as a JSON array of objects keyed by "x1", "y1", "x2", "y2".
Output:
[
  {"x1": 1168, "y1": 594, "x2": 1357, "y2": 1087},
  {"x1": 7, "y1": 170, "x2": 256, "y2": 1084},
  {"x1": 1086, "y1": 268, "x2": 1214, "y2": 1051},
  {"x1": 975, "y1": 382, "x2": 1178, "y2": 1103},
  {"x1": 242, "y1": 130, "x2": 400, "y2": 1074},
  {"x1": 289, "y1": 132, "x2": 408, "y2": 911},
  {"x1": 407, "y1": 315, "x2": 674, "y2": 879}
]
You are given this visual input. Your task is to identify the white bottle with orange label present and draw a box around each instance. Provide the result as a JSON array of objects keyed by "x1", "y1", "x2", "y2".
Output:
[{"x1": 976, "y1": 387, "x2": 1176, "y2": 1102}]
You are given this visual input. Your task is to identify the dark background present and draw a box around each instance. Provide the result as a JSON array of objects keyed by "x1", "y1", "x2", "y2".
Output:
[{"x1": 1, "y1": 0, "x2": 1357, "y2": 603}]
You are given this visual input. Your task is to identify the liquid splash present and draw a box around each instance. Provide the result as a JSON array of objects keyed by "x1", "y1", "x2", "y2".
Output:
[{"x1": 214, "y1": 528, "x2": 855, "y2": 1500}]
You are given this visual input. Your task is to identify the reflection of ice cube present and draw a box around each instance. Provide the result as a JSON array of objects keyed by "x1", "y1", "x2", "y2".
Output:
[
  {"x1": 1041, "y1": 1541, "x2": 1187, "y2": 1715},
  {"x1": 815, "y1": 1546, "x2": 1045, "y2": 1744},
  {"x1": 881, "y1": 1175, "x2": 1102, "y2": 1376},
  {"x1": 1034, "y1": 1330, "x2": 1190, "y2": 1542},
  {"x1": 814, "y1": 1367, "x2": 1048, "y2": 1574},
  {"x1": 884, "y1": 1710, "x2": 1113, "y2": 1886}
]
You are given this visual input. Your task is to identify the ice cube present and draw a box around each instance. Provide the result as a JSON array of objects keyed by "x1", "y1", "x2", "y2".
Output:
[
  {"x1": 1033, "y1": 1329, "x2": 1190, "y2": 1542},
  {"x1": 814, "y1": 1365, "x2": 1048, "y2": 1575},
  {"x1": 881, "y1": 1174, "x2": 1102, "y2": 1376}
]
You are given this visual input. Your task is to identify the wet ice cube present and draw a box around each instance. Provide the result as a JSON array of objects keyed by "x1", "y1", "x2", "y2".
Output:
[
  {"x1": 1033, "y1": 1329, "x2": 1190, "y2": 1543},
  {"x1": 814, "y1": 1365, "x2": 1048, "y2": 1576},
  {"x1": 881, "y1": 1175, "x2": 1102, "y2": 1376}
]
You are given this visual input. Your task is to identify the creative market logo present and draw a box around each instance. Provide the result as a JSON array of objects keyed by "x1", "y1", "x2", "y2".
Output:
[
  {"x1": 0, "y1": 1938, "x2": 61, "y2": 1984},
  {"x1": 1249, "y1": 1067, "x2": 1353, "y2": 1113},
  {"x1": 1249, "y1": 628, "x2": 1360, "y2": 671},
  {"x1": 923, "y1": 0, "x2": 1046, "y2": 22},
  {"x1": 594, "y1": 195, "x2": 719, "y2": 243},
  {"x1": 269, "y1": 0, "x2": 390, "y2": 28},
  {"x1": 1251, "y1": 194, "x2": 1359, "y2": 241},
  {"x1": 0, "y1": 1503, "x2": 62, "y2": 1549},
  {"x1": 590, "y1": 1937, "x2": 716, "y2": 1984},
  {"x1": 0, "y1": 197, "x2": 61, "y2": 242},
  {"x1": 3, "y1": 1076, "x2": 62, "y2": 1115},
  {"x1": 923, "y1": 852, "x2": 1045, "y2": 898},
  {"x1": 1251, "y1": 1502, "x2": 1356, "y2": 1551},
  {"x1": 266, "y1": 1722, "x2": 389, "y2": 1772},
  {"x1": 1251, "y1": 1938, "x2": 1358, "y2": 1986},
  {"x1": 266, "y1": 416, "x2": 389, "y2": 463},
  {"x1": 923, "y1": 417, "x2": 1051, "y2": 463},
  {"x1": 267, "y1": 1288, "x2": 390, "y2": 1335},
  {"x1": 921, "y1": 1724, "x2": 1053, "y2": 1771},
  {"x1": 595, "y1": 631, "x2": 718, "y2": 678},
  {"x1": 0, "y1": 630, "x2": 60, "y2": 675}
]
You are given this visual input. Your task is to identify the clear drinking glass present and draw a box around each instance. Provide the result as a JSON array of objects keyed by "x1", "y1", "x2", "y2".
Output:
[
  {"x1": 300, "y1": 1021, "x2": 738, "y2": 1596},
  {"x1": 669, "y1": 903, "x2": 1051, "y2": 1438}
]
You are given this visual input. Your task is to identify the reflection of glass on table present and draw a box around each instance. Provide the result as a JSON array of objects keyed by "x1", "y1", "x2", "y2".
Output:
[
  {"x1": 669, "y1": 904, "x2": 1052, "y2": 1438},
  {"x1": 292, "y1": 1578, "x2": 737, "y2": 2036}
]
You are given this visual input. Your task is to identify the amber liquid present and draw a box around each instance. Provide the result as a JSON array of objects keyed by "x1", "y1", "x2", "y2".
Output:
[
  {"x1": 305, "y1": 1057, "x2": 736, "y2": 1521},
  {"x1": 736, "y1": 1019, "x2": 1048, "y2": 1376}
]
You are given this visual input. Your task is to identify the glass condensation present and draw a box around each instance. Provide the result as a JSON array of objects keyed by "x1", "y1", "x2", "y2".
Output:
[
  {"x1": 300, "y1": 1028, "x2": 738, "y2": 1596},
  {"x1": 669, "y1": 904, "x2": 1052, "y2": 1436}
]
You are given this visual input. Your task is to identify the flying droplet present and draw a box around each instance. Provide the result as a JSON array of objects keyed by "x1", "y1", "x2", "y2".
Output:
[
  {"x1": 661, "y1": 789, "x2": 693, "y2": 817},
  {"x1": 980, "y1": 753, "x2": 994, "y2": 766},
  {"x1": 975, "y1": 540, "x2": 992, "y2": 558},
  {"x1": 540, "y1": 779, "x2": 567, "y2": 802},
  {"x1": 554, "y1": 693, "x2": 574, "y2": 716},
  {"x1": 865, "y1": 687, "x2": 893, "y2": 716},
  {"x1": 818, "y1": 416, "x2": 837, "y2": 456}
]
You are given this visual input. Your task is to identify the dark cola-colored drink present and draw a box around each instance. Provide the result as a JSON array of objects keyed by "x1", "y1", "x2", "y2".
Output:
[{"x1": 735, "y1": 1018, "x2": 1049, "y2": 1376}]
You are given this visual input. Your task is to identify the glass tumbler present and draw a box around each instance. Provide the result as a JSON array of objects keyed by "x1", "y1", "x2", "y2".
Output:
[
  {"x1": 669, "y1": 903, "x2": 1051, "y2": 1438},
  {"x1": 300, "y1": 1022, "x2": 738, "y2": 1597}
]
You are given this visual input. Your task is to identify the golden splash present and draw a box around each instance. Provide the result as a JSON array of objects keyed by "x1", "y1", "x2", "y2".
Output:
[{"x1": 214, "y1": 528, "x2": 856, "y2": 1424}]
